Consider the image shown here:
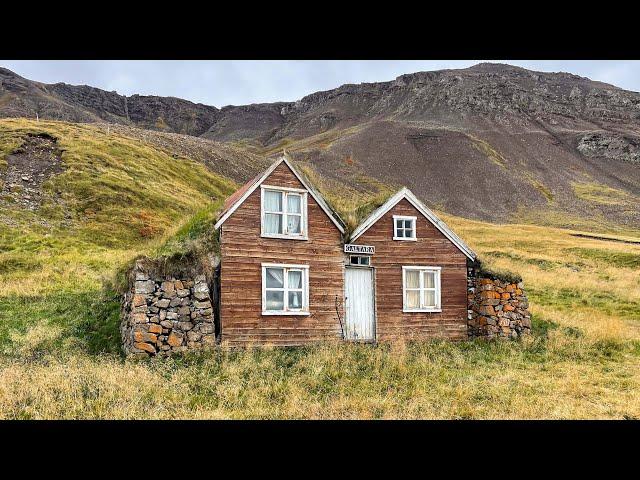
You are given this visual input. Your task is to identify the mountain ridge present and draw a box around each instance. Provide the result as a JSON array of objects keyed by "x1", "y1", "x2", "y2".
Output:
[{"x1": 1, "y1": 63, "x2": 639, "y2": 229}]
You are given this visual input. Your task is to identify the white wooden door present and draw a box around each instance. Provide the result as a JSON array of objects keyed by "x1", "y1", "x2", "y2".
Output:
[{"x1": 344, "y1": 267, "x2": 375, "y2": 341}]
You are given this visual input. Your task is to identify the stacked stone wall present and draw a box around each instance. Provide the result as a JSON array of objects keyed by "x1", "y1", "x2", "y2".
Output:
[
  {"x1": 121, "y1": 259, "x2": 217, "y2": 357},
  {"x1": 467, "y1": 268, "x2": 531, "y2": 339}
]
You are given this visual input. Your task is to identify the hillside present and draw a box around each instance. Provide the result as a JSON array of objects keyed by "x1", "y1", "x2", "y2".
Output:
[
  {"x1": 0, "y1": 119, "x2": 639, "y2": 419},
  {"x1": 2, "y1": 63, "x2": 639, "y2": 230}
]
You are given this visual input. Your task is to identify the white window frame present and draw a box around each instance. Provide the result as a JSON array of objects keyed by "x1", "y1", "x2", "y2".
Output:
[
  {"x1": 349, "y1": 255, "x2": 371, "y2": 267},
  {"x1": 260, "y1": 185, "x2": 308, "y2": 240},
  {"x1": 402, "y1": 266, "x2": 441, "y2": 312},
  {"x1": 261, "y1": 263, "x2": 310, "y2": 315},
  {"x1": 393, "y1": 215, "x2": 417, "y2": 241}
]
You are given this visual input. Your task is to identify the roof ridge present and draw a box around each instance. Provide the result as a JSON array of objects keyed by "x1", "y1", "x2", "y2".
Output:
[
  {"x1": 349, "y1": 187, "x2": 476, "y2": 261},
  {"x1": 214, "y1": 155, "x2": 345, "y2": 234}
]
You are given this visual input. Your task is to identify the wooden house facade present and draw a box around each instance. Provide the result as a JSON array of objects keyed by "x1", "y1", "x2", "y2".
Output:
[
  {"x1": 214, "y1": 157, "x2": 477, "y2": 346},
  {"x1": 214, "y1": 157, "x2": 346, "y2": 346}
]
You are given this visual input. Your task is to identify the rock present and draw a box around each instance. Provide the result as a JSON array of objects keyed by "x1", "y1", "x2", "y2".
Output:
[
  {"x1": 166, "y1": 311, "x2": 178, "y2": 320},
  {"x1": 194, "y1": 300, "x2": 212, "y2": 309},
  {"x1": 161, "y1": 281, "x2": 175, "y2": 293},
  {"x1": 177, "y1": 321, "x2": 194, "y2": 331},
  {"x1": 193, "y1": 283, "x2": 209, "y2": 300},
  {"x1": 177, "y1": 289, "x2": 190, "y2": 298},
  {"x1": 135, "y1": 280, "x2": 155, "y2": 294},
  {"x1": 156, "y1": 298, "x2": 170, "y2": 309},
  {"x1": 200, "y1": 323, "x2": 215, "y2": 334},
  {"x1": 478, "y1": 305, "x2": 496, "y2": 316},
  {"x1": 167, "y1": 332, "x2": 184, "y2": 347},
  {"x1": 148, "y1": 324, "x2": 163, "y2": 334},
  {"x1": 131, "y1": 313, "x2": 148, "y2": 324},
  {"x1": 160, "y1": 320, "x2": 173, "y2": 329},
  {"x1": 134, "y1": 331, "x2": 158, "y2": 343},
  {"x1": 169, "y1": 297, "x2": 181, "y2": 307},
  {"x1": 134, "y1": 342, "x2": 156, "y2": 354},
  {"x1": 135, "y1": 271, "x2": 149, "y2": 281},
  {"x1": 132, "y1": 294, "x2": 147, "y2": 307},
  {"x1": 175, "y1": 280, "x2": 184, "y2": 290},
  {"x1": 187, "y1": 331, "x2": 202, "y2": 342}
]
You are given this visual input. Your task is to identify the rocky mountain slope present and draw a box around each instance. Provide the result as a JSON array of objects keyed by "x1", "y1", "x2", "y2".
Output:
[
  {"x1": 0, "y1": 67, "x2": 220, "y2": 136},
  {"x1": 1, "y1": 63, "x2": 639, "y2": 230}
]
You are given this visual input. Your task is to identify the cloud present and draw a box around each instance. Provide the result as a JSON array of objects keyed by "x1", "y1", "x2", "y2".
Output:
[{"x1": 1, "y1": 60, "x2": 639, "y2": 107}]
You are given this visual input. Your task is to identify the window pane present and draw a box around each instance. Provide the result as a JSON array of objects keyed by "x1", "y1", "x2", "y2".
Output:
[
  {"x1": 424, "y1": 290, "x2": 436, "y2": 307},
  {"x1": 404, "y1": 219, "x2": 413, "y2": 229},
  {"x1": 287, "y1": 215, "x2": 301, "y2": 234},
  {"x1": 288, "y1": 270, "x2": 302, "y2": 289},
  {"x1": 405, "y1": 228, "x2": 413, "y2": 238},
  {"x1": 395, "y1": 219, "x2": 403, "y2": 233},
  {"x1": 266, "y1": 291, "x2": 284, "y2": 310},
  {"x1": 287, "y1": 194, "x2": 301, "y2": 214},
  {"x1": 264, "y1": 190, "x2": 283, "y2": 212},
  {"x1": 360, "y1": 257, "x2": 370, "y2": 266},
  {"x1": 406, "y1": 270, "x2": 420, "y2": 288},
  {"x1": 265, "y1": 268, "x2": 284, "y2": 288},
  {"x1": 264, "y1": 213, "x2": 282, "y2": 234},
  {"x1": 288, "y1": 291, "x2": 303, "y2": 309},
  {"x1": 406, "y1": 290, "x2": 420, "y2": 308},
  {"x1": 424, "y1": 271, "x2": 435, "y2": 288}
]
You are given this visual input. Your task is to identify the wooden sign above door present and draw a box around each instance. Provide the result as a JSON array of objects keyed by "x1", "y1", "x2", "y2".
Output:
[{"x1": 344, "y1": 244, "x2": 375, "y2": 255}]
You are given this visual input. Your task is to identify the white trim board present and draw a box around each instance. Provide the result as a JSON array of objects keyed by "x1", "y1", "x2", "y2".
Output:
[
  {"x1": 214, "y1": 156, "x2": 345, "y2": 234},
  {"x1": 349, "y1": 187, "x2": 477, "y2": 261}
]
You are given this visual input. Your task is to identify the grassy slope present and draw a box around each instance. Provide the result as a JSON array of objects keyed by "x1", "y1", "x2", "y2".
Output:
[
  {"x1": 1, "y1": 119, "x2": 640, "y2": 419},
  {"x1": 0, "y1": 119, "x2": 237, "y2": 354}
]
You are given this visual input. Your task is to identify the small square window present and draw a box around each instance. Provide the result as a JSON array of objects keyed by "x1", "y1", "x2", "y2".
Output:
[
  {"x1": 350, "y1": 255, "x2": 370, "y2": 266},
  {"x1": 393, "y1": 216, "x2": 417, "y2": 241}
]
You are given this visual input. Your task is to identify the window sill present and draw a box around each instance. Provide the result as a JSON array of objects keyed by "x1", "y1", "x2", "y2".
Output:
[
  {"x1": 393, "y1": 237, "x2": 417, "y2": 241},
  {"x1": 261, "y1": 233, "x2": 308, "y2": 241},
  {"x1": 262, "y1": 311, "x2": 310, "y2": 316},
  {"x1": 403, "y1": 308, "x2": 442, "y2": 313}
]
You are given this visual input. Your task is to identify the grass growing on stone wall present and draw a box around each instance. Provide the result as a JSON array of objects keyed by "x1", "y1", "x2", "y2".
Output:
[{"x1": 2, "y1": 119, "x2": 640, "y2": 419}]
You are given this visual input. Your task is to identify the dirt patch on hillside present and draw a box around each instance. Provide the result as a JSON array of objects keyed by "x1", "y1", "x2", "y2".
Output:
[{"x1": 1, "y1": 133, "x2": 64, "y2": 211}]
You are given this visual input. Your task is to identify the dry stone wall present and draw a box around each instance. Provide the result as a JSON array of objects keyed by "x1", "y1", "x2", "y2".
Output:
[
  {"x1": 467, "y1": 268, "x2": 531, "y2": 339},
  {"x1": 121, "y1": 260, "x2": 217, "y2": 357}
]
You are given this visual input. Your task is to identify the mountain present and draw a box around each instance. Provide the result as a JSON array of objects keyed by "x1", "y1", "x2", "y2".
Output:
[
  {"x1": 0, "y1": 67, "x2": 220, "y2": 136},
  {"x1": 1, "y1": 63, "x2": 639, "y2": 230}
]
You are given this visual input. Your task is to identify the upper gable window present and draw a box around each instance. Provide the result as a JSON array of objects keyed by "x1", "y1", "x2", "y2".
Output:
[
  {"x1": 261, "y1": 185, "x2": 308, "y2": 239},
  {"x1": 393, "y1": 215, "x2": 417, "y2": 241}
]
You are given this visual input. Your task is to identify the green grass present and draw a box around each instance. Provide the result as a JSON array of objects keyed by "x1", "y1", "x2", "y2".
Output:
[
  {"x1": 572, "y1": 182, "x2": 634, "y2": 205},
  {"x1": 565, "y1": 247, "x2": 640, "y2": 269},
  {"x1": 468, "y1": 134, "x2": 507, "y2": 168},
  {"x1": 2, "y1": 119, "x2": 640, "y2": 419}
]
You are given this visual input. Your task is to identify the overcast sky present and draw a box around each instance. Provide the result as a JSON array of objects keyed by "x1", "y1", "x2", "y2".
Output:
[{"x1": 2, "y1": 60, "x2": 639, "y2": 107}]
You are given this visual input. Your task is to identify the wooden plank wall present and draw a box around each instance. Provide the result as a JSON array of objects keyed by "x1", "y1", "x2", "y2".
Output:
[
  {"x1": 219, "y1": 163, "x2": 345, "y2": 346},
  {"x1": 357, "y1": 199, "x2": 469, "y2": 341}
]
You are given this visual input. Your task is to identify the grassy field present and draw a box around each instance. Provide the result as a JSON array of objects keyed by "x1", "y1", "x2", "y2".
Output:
[{"x1": 1, "y1": 119, "x2": 640, "y2": 419}]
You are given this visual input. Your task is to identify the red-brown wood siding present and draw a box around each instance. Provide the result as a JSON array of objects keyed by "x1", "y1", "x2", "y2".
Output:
[
  {"x1": 356, "y1": 199, "x2": 469, "y2": 341},
  {"x1": 219, "y1": 163, "x2": 344, "y2": 346}
]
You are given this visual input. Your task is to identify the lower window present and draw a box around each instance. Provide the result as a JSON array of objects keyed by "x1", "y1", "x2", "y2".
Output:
[
  {"x1": 402, "y1": 266, "x2": 441, "y2": 312},
  {"x1": 262, "y1": 264, "x2": 309, "y2": 315}
]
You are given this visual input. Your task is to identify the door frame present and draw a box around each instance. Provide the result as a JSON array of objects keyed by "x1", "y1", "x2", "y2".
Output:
[{"x1": 343, "y1": 265, "x2": 377, "y2": 343}]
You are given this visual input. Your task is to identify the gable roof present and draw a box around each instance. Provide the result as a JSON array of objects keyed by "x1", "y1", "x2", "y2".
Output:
[
  {"x1": 214, "y1": 156, "x2": 345, "y2": 233},
  {"x1": 349, "y1": 187, "x2": 476, "y2": 261}
]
